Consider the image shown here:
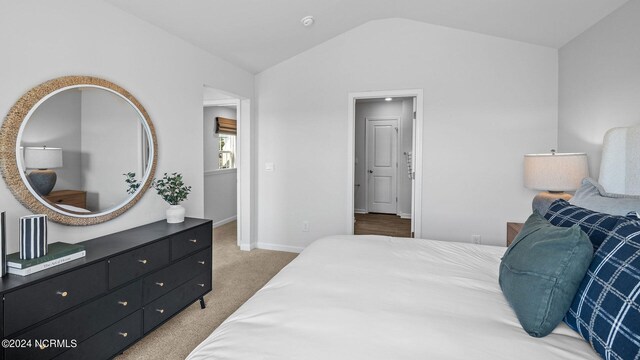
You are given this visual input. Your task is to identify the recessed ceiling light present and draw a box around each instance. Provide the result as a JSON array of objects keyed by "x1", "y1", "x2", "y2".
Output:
[
  {"x1": 385, "y1": 97, "x2": 392, "y2": 101},
  {"x1": 301, "y1": 16, "x2": 315, "y2": 27}
]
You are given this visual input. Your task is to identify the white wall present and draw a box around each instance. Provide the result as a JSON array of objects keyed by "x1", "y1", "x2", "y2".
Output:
[
  {"x1": 255, "y1": 18, "x2": 558, "y2": 249},
  {"x1": 21, "y1": 89, "x2": 83, "y2": 191},
  {"x1": 354, "y1": 98, "x2": 412, "y2": 217},
  {"x1": 203, "y1": 106, "x2": 237, "y2": 226},
  {"x1": 204, "y1": 170, "x2": 237, "y2": 226},
  {"x1": 80, "y1": 88, "x2": 140, "y2": 211},
  {"x1": 0, "y1": 0, "x2": 253, "y2": 252},
  {"x1": 558, "y1": 0, "x2": 640, "y2": 178}
]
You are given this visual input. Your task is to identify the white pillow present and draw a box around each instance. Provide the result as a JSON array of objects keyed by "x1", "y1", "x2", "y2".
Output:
[{"x1": 570, "y1": 177, "x2": 640, "y2": 215}]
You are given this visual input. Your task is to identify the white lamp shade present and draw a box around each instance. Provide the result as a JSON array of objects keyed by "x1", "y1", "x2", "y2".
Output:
[
  {"x1": 524, "y1": 152, "x2": 589, "y2": 191},
  {"x1": 24, "y1": 147, "x2": 63, "y2": 169}
]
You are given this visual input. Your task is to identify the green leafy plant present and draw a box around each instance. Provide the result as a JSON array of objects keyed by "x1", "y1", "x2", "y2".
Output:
[
  {"x1": 123, "y1": 172, "x2": 141, "y2": 195},
  {"x1": 152, "y1": 172, "x2": 192, "y2": 205}
]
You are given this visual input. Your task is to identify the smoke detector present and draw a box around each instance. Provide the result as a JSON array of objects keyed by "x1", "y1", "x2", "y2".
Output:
[{"x1": 301, "y1": 16, "x2": 315, "y2": 27}]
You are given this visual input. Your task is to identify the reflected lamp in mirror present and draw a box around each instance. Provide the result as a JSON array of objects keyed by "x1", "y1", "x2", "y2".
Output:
[
  {"x1": 24, "y1": 146, "x2": 63, "y2": 196},
  {"x1": 524, "y1": 150, "x2": 589, "y2": 214}
]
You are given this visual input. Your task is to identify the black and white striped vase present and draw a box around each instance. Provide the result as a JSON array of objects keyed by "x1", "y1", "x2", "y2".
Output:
[{"x1": 19, "y1": 214, "x2": 48, "y2": 260}]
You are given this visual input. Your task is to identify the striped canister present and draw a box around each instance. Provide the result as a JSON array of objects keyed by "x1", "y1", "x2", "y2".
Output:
[{"x1": 19, "y1": 214, "x2": 48, "y2": 260}]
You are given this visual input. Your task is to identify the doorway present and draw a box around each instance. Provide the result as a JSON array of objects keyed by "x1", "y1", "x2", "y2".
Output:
[
  {"x1": 202, "y1": 86, "x2": 252, "y2": 249},
  {"x1": 347, "y1": 90, "x2": 423, "y2": 238}
]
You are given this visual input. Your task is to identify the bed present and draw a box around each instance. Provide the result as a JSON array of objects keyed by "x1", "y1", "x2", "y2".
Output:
[
  {"x1": 187, "y1": 235, "x2": 599, "y2": 359},
  {"x1": 188, "y1": 126, "x2": 640, "y2": 360}
]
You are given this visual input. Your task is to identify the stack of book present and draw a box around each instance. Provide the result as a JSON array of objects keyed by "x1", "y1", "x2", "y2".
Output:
[{"x1": 6, "y1": 242, "x2": 86, "y2": 276}]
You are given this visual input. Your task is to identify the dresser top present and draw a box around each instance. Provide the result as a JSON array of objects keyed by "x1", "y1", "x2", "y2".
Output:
[{"x1": 0, "y1": 217, "x2": 211, "y2": 294}]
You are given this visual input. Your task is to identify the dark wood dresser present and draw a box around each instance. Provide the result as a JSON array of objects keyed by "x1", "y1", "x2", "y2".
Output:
[
  {"x1": 44, "y1": 190, "x2": 87, "y2": 209},
  {"x1": 0, "y1": 217, "x2": 212, "y2": 360}
]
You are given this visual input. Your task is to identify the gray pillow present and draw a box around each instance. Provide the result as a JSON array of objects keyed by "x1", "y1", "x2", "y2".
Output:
[
  {"x1": 569, "y1": 177, "x2": 640, "y2": 215},
  {"x1": 499, "y1": 212, "x2": 593, "y2": 337}
]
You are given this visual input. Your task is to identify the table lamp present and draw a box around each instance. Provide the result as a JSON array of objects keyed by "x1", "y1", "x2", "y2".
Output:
[
  {"x1": 24, "y1": 146, "x2": 63, "y2": 196},
  {"x1": 524, "y1": 150, "x2": 588, "y2": 214}
]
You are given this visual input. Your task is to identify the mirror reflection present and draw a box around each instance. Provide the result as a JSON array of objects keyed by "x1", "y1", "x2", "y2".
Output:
[{"x1": 19, "y1": 86, "x2": 151, "y2": 214}]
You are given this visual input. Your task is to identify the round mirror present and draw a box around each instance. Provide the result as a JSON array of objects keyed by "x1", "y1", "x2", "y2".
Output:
[{"x1": 0, "y1": 76, "x2": 157, "y2": 225}]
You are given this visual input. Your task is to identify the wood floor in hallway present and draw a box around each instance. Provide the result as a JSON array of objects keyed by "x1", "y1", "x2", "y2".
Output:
[{"x1": 354, "y1": 213, "x2": 411, "y2": 238}]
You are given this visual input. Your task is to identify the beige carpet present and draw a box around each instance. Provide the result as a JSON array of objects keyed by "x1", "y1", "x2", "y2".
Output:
[{"x1": 117, "y1": 221, "x2": 298, "y2": 359}]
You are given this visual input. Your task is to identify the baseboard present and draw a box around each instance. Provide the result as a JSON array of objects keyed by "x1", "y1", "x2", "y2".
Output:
[
  {"x1": 354, "y1": 209, "x2": 367, "y2": 214},
  {"x1": 256, "y1": 242, "x2": 304, "y2": 253},
  {"x1": 213, "y1": 215, "x2": 237, "y2": 228},
  {"x1": 239, "y1": 243, "x2": 253, "y2": 251},
  {"x1": 398, "y1": 213, "x2": 412, "y2": 219}
]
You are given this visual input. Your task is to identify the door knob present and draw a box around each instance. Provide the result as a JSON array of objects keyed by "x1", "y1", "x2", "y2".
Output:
[{"x1": 368, "y1": 170, "x2": 373, "y2": 174}]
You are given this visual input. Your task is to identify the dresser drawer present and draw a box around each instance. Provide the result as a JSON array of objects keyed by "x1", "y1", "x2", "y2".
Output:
[
  {"x1": 4, "y1": 262, "x2": 108, "y2": 336},
  {"x1": 5, "y1": 281, "x2": 141, "y2": 360},
  {"x1": 170, "y1": 225, "x2": 211, "y2": 260},
  {"x1": 143, "y1": 248, "x2": 211, "y2": 304},
  {"x1": 143, "y1": 271, "x2": 211, "y2": 333},
  {"x1": 108, "y1": 239, "x2": 169, "y2": 288},
  {"x1": 53, "y1": 310, "x2": 142, "y2": 360}
]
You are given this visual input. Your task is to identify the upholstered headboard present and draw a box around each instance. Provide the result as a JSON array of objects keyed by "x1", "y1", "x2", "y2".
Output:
[{"x1": 598, "y1": 126, "x2": 640, "y2": 195}]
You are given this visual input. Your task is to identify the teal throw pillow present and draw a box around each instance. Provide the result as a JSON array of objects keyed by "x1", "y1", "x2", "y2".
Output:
[{"x1": 499, "y1": 212, "x2": 593, "y2": 337}]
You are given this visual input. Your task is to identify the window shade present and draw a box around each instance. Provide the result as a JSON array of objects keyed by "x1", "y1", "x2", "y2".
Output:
[{"x1": 216, "y1": 117, "x2": 237, "y2": 135}]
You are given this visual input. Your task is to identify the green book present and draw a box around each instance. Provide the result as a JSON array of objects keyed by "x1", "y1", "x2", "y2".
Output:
[{"x1": 7, "y1": 242, "x2": 86, "y2": 269}]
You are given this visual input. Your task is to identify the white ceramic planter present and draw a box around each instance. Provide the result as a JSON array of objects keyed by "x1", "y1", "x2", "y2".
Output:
[{"x1": 166, "y1": 205, "x2": 185, "y2": 223}]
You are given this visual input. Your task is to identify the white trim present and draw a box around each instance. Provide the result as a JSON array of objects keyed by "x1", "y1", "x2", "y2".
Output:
[
  {"x1": 256, "y1": 242, "x2": 304, "y2": 253},
  {"x1": 354, "y1": 208, "x2": 367, "y2": 214},
  {"x1": 238, "y1": 99, "x2": 253, "y2": 250},
  {"x1": 347, "y1": 89, "x2": 424, "y2": 238},
  {"x1": 239, "y1": 244, "x2": 252, "y2": 251},
  {"x1": 213, "y1": 215, "x2": 237, "y2": 228},
  {"x1": 204, "y1": 168, "x2": 237, "y2": 176},
  {"x1": 398, "y1": 213, "x2": 412, "y2": 219},
  {"x1": 203, "y1": 99, "x2": 240, "y2": 107}
]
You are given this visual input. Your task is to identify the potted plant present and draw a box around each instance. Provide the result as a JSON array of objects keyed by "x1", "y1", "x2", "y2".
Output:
[
  {"x1": 152, "y1": 172, "x2": 192, "y2": 223},
  {"x1": 123, "y1": 172, "x2": 192, "y2": 223}
]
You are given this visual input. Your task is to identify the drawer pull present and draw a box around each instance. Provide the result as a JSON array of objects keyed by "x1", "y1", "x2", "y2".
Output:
[
  {"x1": 198, "y1": 261, "x2": 205, "y2": 265},
  {"x1": 118, "y1": 301, "x2": 128, "y2": 306},
  {"x1": 56, "y1": 291, "x2": 69, "y2": 297},
  {"x1": 189, "y1": 239, "x2": 197, "y2": 243},
  {"x1": 156, "y1": 308, "x2": 165, "y2": 314},
  {"x1": 155, "y1": 282, "x2": 164, "y2": 287},
  {"x1": 138, "y1": 259, "x2": 148, "y2": 264},
  {"x1": 118, "y1": 332, "x2": 128, "y2": 338},
  {"x1": 197, "y1": 283, "x2": 205, "y2": 287}
]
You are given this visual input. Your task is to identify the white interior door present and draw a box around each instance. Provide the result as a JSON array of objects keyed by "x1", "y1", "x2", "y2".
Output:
[{"x1": 366, "y1": 118, "x2": 398, "y2": 214}]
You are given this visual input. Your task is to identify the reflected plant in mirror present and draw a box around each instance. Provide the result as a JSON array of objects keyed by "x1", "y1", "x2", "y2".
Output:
[{"x1": 123, "y1": 172, "x2": 141, "y2": 195}]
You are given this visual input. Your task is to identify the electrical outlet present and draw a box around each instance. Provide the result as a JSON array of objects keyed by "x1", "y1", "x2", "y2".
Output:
[
  {"x1": 302, "y1": 221, "x2": 310, "y2": 232},
  {"x1": 472, "y1": 235, "x2": 482, "y2": 244}
]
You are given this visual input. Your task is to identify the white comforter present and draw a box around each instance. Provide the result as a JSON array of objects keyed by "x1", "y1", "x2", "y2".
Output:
[{"x1": 187, "y1": 235, "x2": 599, "y2": 360}]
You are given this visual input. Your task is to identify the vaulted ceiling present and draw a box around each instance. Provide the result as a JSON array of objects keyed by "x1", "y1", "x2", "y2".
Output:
[{"x1": 106, "y1": 0, "x2": 629, "y2": 73}]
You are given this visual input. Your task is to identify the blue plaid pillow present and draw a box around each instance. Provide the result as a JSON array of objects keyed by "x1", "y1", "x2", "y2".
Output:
[
  {"x1": 564, "y1": 219, "x2": 640, "y2": 360},
  {"x1": 544, "y1": 200, "x2": 628, "y2": 250}
]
